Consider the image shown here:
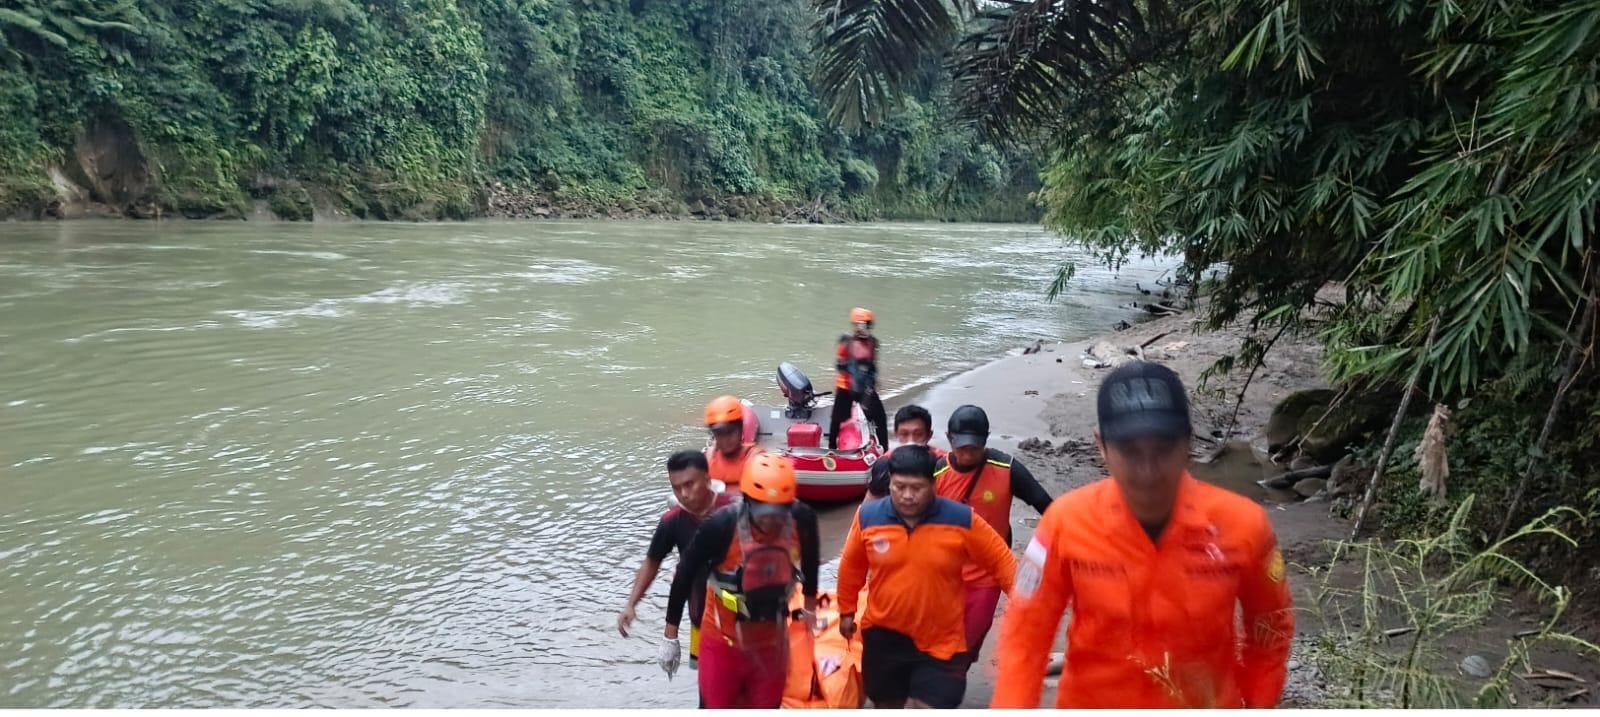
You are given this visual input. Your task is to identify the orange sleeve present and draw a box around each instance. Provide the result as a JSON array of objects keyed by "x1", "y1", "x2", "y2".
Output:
[
  {"x1": 836, "y1": 510, "x2": 868, "y2": 617},
  {"x1": 967, "y1": 512, "x2": 1017, "y2": 592},
  {"x1": 1236, "y1": 514, "x2": 1294, "y2": 707},
  {"x1": 990, "y1": 504, "x2": 1073, "y2": 708}
]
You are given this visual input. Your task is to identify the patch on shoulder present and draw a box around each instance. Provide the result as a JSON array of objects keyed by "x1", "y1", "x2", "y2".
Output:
[
  {"x1": 1266, "y1": 548, "x2": 1285, "y2": 583},
  {"x1": 1015, "y1": 536, "x2": 1048, "y2": 598}
]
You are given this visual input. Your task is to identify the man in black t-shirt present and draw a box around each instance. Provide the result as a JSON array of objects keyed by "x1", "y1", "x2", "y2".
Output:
[
  {"x1": 618, "y1": 450, "x2": 735, "y2": 669},
  {"x1": 866, "y1": 404, "x2": 946, "y2": 500}
]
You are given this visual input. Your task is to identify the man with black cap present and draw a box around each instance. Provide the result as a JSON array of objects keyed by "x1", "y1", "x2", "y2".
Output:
[
  {"x1": 990, "y1": 361, "x2": 1294, "y2": 708},
  {"x1": 932, "y1": 404, "x2": 1054, "y2": 670}
]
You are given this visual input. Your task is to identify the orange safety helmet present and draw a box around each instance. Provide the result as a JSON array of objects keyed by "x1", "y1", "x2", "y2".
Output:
[
  {"x1": 850, "y1": 307, "x2": 874, "y2": 325},
  {"x1": 705, "y1": 395, "x2": 744, "y2": 427},
  {"x1": 741, "y1": 453, "x2": 797, "y2": 504}
]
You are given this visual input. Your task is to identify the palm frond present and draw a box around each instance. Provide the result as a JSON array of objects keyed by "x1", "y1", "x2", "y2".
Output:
[
  {"x1": 950, "y1": 0, "x2": 1178, "y2": 141},
  {"x1": 810, "y1": 0, "x2": 973, "y2": 131},
  {"x1": 0, "y1": 8, "x2": 69, "y2": 48}
]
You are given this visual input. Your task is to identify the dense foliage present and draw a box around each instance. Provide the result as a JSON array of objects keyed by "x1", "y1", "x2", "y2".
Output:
[
  {"x1": 0, "y1": 0, "x2": 1037, "y2": 219},
  {"x1": 812, "y1": 0, "x2": 1599, "y2": 567}
]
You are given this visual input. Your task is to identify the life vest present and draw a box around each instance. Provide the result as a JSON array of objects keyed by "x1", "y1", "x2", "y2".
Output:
[
  {"x1": 836, "y1": 335, "x2": 878, "y2": 393},
  {"x1": 934, "y1": 450, "x2": 1014, "y2": 584},
  {"x1": 706, "y1": 444, "x2": 758, "y2": 488},
  {"x1": 703, "y1": 509, "x2": 801, "y2": 647}
]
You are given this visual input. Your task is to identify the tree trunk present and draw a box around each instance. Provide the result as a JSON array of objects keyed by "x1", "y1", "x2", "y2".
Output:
[
  {"x1": 1497, "y1": 255, "x2": 1598, "y2": 539},
  {"x1": 1351, "y1": 318, "x2": 1439, "y2": 540}
]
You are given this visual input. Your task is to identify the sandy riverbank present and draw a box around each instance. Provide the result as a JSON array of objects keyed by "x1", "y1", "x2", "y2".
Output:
[
  {"x1": 887, "y1": 307, "x2": 1598, "y2": 708},
  {"x1": 899, "y1": 309, "x2": 1344, "y2": 707}
]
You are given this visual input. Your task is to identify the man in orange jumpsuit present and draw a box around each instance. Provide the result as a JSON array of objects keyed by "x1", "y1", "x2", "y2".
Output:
[
  {"x1": 704, "y1": 395, "x2": 759, "y2": 489},
  {"x1": 837, "y1": 445, "x2": 1016, "y2": 708},
  {"x1": 991, "y1": 361, "x2": 1294, "y2": 708}
]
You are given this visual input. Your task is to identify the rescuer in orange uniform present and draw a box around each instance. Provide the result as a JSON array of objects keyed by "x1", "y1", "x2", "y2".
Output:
[
  {"x1": 837, "y1": 444, "x2": 1016, "y2": 708},
  {"x1": 991, "y1": 361, "x2": 1294, "y2": 708},
  {"x1": 661, "y1": 453, "x2": 820, "y2": 708},
  {"x1": 830, "y1": 307, "x2": 889, "y2": 450},
  {"x1": 704, "y1": 395, "x2": 759, "y2": 489},
  {"x1": 933, "y1": 404, "x2": 1053, "y2": 667}
]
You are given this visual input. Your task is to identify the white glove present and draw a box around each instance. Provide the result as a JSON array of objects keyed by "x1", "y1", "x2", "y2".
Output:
[{"x1": 658, "y1": 637, "x2": 682, "y2": 679}]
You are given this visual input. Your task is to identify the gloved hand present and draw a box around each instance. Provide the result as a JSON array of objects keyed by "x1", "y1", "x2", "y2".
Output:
[
  {"x1": 802, "y1": 595, "x2": 819, "y2": 633},
  {"x1": 657, "y1": 637, "x2": 682, "y2": 679}
]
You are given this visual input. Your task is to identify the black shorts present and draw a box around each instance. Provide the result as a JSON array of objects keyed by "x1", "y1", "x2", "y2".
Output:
[{"x1": 861, "y1": 627, "x2": 966, "y2": 708}]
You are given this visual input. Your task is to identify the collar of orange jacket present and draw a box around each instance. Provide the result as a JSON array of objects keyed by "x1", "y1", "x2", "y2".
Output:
[{"x1": 1101, "y1": 472, "x2": 1205, "y2": 550}]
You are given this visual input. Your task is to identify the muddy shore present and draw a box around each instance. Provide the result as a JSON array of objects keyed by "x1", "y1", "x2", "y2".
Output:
[{"x1": 899, "y1": 309, "x2": 1341, "y2": 707}]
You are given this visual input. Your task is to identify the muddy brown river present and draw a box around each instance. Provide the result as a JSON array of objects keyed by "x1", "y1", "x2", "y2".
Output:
[{"x1": 0, "y1": 220, "x2": 1169, "y2": 707}]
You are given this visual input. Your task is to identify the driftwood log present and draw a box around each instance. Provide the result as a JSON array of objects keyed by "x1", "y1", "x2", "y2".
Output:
[{"x1": 1256, "y1": 464, "x2": 1334, "y2": 490}]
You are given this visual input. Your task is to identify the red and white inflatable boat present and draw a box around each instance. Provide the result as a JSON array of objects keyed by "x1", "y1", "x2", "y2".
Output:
[{"x1": 730, "y1": 362, "x2": 884, "y2": 504}]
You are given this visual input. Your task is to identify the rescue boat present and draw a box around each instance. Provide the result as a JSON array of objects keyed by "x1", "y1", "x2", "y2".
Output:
[{"x1": 740, "y1": 362, "x2": 884, "y2": 504}]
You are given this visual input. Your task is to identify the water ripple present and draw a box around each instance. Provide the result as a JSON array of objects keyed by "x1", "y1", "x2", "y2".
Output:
[{"x1": 0, "y1": 220, "x2": 1172, "y2": 708}]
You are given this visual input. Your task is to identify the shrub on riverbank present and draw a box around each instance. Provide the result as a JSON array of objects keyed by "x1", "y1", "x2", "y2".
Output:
[{"x1": 1304, "y1": 498, "x2": 1597, "y2": 708}]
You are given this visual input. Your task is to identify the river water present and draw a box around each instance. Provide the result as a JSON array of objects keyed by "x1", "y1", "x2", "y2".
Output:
[{"x1": 0, "y1": 220, "x2": 1169, "y2": 707}]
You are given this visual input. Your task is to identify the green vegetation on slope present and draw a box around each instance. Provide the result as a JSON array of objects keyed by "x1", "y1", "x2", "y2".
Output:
[{"x1": 0, "y1": 0, "x2": 1038, "y2": 220}]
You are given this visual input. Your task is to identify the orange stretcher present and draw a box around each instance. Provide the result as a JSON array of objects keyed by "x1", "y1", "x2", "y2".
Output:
[{"x1": 783, "y1": 589, "x2": 866, "y2": 709}]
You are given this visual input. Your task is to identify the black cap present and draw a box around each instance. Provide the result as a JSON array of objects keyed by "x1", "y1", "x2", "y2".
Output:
[
  {"x1": 1097, "y1": 361, "x2": 1191, "y2": 443},
  {"x1": 948, "y1": 405, "x2": 989, "y2": 448}
]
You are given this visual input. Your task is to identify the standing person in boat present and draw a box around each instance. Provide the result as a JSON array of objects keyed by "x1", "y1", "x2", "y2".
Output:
[
  {"x1": 837, "y1": 444, "x2": 1017, "y2": 708},
  {"x1": 660, "y1": 453, "x2": 821, "y2": 708},
  {"x1": 865, "y1": 404, "x2": 946, "y2": 501},
  {"x1": 704, "y1": 395, "x2": 760, "y2": 490},
  {"x1": 990, "y1": 362, "x2": 1293, "y2": 708},
  {"x1": 934, "y1": 404, "x2": 1054, "y2": 672},
  {"x1": 830, "y1": 307, "x2": 889, "y2": 451},
  {"x1": 618, "y1": 450, "x2": 738, "y2": 672}
]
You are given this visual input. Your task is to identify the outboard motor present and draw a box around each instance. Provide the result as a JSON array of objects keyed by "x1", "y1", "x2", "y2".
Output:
[{"x1": 776, "y1": 362, "x2": 816, "y2": 419}]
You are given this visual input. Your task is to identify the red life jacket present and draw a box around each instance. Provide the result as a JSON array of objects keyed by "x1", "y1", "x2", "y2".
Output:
[
  {"x1": 836, "y1": 335, "x2": 878, "y2": 393},
  {"x1": 703, "y1": 511, "x2": 800, "y2": 648}
]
